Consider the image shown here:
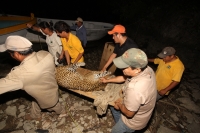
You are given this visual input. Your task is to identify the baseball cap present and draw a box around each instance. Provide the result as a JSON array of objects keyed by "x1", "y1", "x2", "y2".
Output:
[
  {"x1": 0, "y1": 35, "x2": 32, "y2": 52},
  {"x1": 113, "y1": 48, "x2": 148, "y2": 69},
  {"x1": 108, "y1": 24, "x2": 126, "y2": 35},
  {"x1": 157, "y1": 47, "x2": 176, "y2": 58},
  {"x1": 75, "y1": 17, "x2": 83, "y2": 22}
]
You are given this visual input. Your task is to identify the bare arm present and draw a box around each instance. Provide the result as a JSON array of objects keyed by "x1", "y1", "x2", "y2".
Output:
[
  {"x1": 159, "y1": 81, "x2": 179, "y2": 96},
  {"x1": 64, "y1": 50, "x2": 71, "y2": 65},
  {"x1": 114, "y1": 100, "x2": 136, "y2": 118},
  {"x1": 27, "y1": 23, "x2": 40, "y2": 32},
  {"x1": 100, "y1": 75, "x2": 126, "y2": 83},
  {"x1": 73, "y1": 52, "x2": 84, "y2": 64},
  {"x1": 58, "y1": 49, "x2": 65, "y2": 60},
  {"x1": 148, "y1": 58, "x2": 155, "y2": 63},
  {"x1": 101, "y1": 53, "x2": 117, "y2": 71}
]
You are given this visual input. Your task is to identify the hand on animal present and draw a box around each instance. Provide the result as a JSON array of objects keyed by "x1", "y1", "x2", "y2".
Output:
[{"x1": 100, "y1": 77, "x2": 107, "y2": 83}]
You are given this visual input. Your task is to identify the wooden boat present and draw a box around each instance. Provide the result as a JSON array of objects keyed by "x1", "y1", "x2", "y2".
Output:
[
  {"x1": 26, "y1": 17, "x2": 114, "y2": 42},
  {"x1": 0, "y1": 13, "x2": 37, "y2": 45}
]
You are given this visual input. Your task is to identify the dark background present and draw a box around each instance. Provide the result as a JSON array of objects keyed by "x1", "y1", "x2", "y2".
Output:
[
  {"x1": 2, "y1": 0, "x2": 197, "y2": 24},
  {"x1": 1, "y1": 0, "x2": 200, "y2": 74}
]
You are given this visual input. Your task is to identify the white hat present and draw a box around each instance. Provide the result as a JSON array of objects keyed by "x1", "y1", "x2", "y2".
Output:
[
  {"x1": 0, "y1": 35, "x2": 32, "y2": 52},
  {"x1": 75, "y1": 17, "x2": 83, "y2": 22}
]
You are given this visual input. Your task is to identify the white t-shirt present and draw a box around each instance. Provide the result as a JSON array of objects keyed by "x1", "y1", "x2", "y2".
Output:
[{"x1": 40, "y1": 30, "x2": 62, "y2": 65}]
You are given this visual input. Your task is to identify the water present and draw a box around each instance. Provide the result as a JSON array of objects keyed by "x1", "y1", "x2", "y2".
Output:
[{"x1": 0, "y1": 20, "x2": 28, "y2": 28}]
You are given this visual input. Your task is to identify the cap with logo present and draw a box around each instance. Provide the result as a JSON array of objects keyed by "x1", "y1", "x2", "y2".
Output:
[
  {"x1": 0, "y1": 35, "x2": 33, "y2": 52},
  {"x1": 108, "y1": 24, "x2": 126, "y2": 35},
  {"x1": 113, "y1": 48, "x2": 148, "y2": 69},
  {"x1": 75, "y1": 17, "x2": 83, "y2": 23},
  {"x1": 157, "y1": 47, "x2": 176, "y2": 58}
]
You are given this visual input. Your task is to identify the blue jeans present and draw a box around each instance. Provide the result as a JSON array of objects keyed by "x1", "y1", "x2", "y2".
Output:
[
  {"x1": 110, "y1": 107, "x2": 135, "y2": 133},
  {"x1": 157, "y1": 91, "x2": 163, "y2": 101}
]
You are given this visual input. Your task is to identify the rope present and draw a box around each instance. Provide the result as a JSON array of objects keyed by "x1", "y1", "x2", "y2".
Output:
[{"x1": 37, "y1": 35, "x2": 43, "y2": 50}]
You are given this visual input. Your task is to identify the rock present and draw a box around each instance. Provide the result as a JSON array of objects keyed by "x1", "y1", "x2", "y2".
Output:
[
  {"x1": 157, "y1": 125, "x2": 179, "y2": 133},
  {"x1": 56, "y1": 117, "x2": 66, "y2": 127},
  {"x1": 177, "y1": 97, "x2": 200, "y2": 114},
  {"x1": 5, "y1": 106, "x2": 17, "y2": 117},
  {"x1": 72, "y1": 125, "x2": 84, "y2": 133},
  {"x1": 18, "y1": 105, "x2": 25, "y2": 109},
  {"x1": 0, "y1": 120, "x2": 6, "y2": 130},
  {"x1": 183, "y1": 111, "x2": 193, "y2": 124},
  {"x1": 187, "y1": 122, "x2": 200, "y2": 133},
  {"x1": 191, "y1": 89, "x2": 200, "y2": 101},
  {"x1": 10, "y1": 130, "x2": 25, "y2": 133},
  {"x1": 87, "y1": 131, "x2": 96, "y2": 133},
  {"x1": 170, "y1": 113, "x2": 179, "y2": 121},
  {"x1": 26, "y1": 130, "x2": 37, "y2": 133},
  {"x1": 6, "y1": 100, "x2": 13, "y2": 105},
  {"x1": 61, "y1": 93, "x2": 69, "y2": 99},
  {"x1": 18, "y1": 112, "x2": 26, "y2": 118},
  {"x1": 23, "y1": 121, "x2": 35, "y2": 131},
  {"x1": 75, "y1": 106, "x2": 91, "y2": 111},
  {"x1": 12, "y1": 99, "x2": 18, "y2": 103},
  {"x1": 16, "y1": 121, "x2": 24, "y2": 129},
  {"x1": 42, "y1": 120, "x2": 51, "y2": 129}
]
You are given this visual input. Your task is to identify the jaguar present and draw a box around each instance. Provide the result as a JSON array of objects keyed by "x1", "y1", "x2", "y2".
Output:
[{"x1": 55, "y1": 63, "x2": 112, "y2": 91}]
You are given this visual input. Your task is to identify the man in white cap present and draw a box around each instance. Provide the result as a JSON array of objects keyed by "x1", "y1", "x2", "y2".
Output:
[
  {"x1": 148, "y1": 46, "x2": 185, "y2": 100},
  {"x1": 70, "y1": 17, "x2": 87, "y2": 47},
  {"x1": 0, "y1": 35, "x2": 66, "y2": 119},
  {"x1": 101, "y1": 24, "x2": 138, "y2": 76},
  {"x1": 100, "y1": 48, "x2": 157, "y2": 133}
]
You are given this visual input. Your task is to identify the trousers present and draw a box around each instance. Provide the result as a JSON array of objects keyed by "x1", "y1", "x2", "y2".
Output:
[{"x1": 30, "y1": 101, "x2": 65, "y2": 118}]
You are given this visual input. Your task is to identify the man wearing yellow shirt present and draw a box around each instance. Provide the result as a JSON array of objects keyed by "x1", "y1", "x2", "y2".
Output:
[
  {"x1": 54, "y1": 21, "x2": 84, "y2": 65},
  {"x1": 148, "y1": 47, "x2": 185, "y2": 100}
]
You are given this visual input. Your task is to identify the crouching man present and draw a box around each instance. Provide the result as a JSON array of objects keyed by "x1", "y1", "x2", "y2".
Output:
[
  {"x1": 0, "y1": 36, "x2": 66, "y2": 119},
  {"x1": 100, "y1": 48, "x2": 157, "y2": 133}
]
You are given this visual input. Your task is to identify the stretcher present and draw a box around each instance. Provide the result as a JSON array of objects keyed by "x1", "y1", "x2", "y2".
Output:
[{"x1": 66, "y1": 88, "x2": 115, "y2": 106}]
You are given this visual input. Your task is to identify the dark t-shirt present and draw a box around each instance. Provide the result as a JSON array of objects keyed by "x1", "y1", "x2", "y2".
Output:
[
  {"x1": 113, "y1": 37, "x2": 138, "y2": 57},
  {"x1": 113, "y1": 37, "x2": 138, "y2": 76}
]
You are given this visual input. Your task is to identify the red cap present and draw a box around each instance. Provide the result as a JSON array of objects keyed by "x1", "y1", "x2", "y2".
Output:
[{"x1": 108, "y1": 25, "x2": 126, "y2": 34}]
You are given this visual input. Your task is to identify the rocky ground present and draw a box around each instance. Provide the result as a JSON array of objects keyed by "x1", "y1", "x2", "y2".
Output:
[{"x1": 0, "y1": 36, "x2": 200, "y2": 133}]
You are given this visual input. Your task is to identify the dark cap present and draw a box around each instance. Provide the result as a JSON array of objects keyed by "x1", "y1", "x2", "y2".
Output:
[{"x1": 157, "y1": 47, "x2": 176, "y2": 58}]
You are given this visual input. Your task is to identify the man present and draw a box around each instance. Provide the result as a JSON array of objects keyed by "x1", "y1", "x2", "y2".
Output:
[
  {"x1": 101, "y1": 48, "x2": 157, "y2": 133},
  {"x1": 70, "y1": 17, "x2": 87, "y2": 47},
  {"x1": 148, "y1": 46, "x2": 185, "y2": 100},
  {"x1": 0, "y1": 36, "x2": 66, "y2": 119},
  {"x1": 101, "y1": 24, "x2": 138, "y2": 76},
  {"x1": 27, "y1": 21, "x2": 63, "y2": 65},
  {"x1": 54, "y1": 21, "x2": 85, "y2": 66}
]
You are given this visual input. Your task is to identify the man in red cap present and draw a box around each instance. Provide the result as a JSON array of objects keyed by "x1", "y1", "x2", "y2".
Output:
[{"x1": 101, "y1": 24, "x2": 138, "y2": 76}]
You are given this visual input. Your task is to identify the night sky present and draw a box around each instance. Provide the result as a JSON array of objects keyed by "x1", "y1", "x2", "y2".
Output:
[{"x1": 1, "y1": 0, "x2": 198, "y2": 24}]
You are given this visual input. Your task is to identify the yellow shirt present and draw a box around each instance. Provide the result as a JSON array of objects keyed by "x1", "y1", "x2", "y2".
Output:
[
  {"x1": 154, "y1": 57, "x2": 184, "y2": 95},
  {"x1": 61, "y1": 33, "x2": 84, "y2": 63}
]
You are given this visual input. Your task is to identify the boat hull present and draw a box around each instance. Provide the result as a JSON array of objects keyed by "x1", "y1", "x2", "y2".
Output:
[
  {"x1": 0, "y1": 13, "x2": 37, "y2": 45},
  {"x1": 26, "y1": 17, "x2": 114, "y2": 42},
  {"x1": 0, "y1": 30, "x2": 27, "y2": 45}
]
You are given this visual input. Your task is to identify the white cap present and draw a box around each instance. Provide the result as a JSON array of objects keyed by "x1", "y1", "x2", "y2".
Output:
[
  {"x1": 0, "y1": 35, "x2": 32, "y2": 52},
  {"x1": 75, "y1": 17, "x2": 83, "y2": 22}
]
